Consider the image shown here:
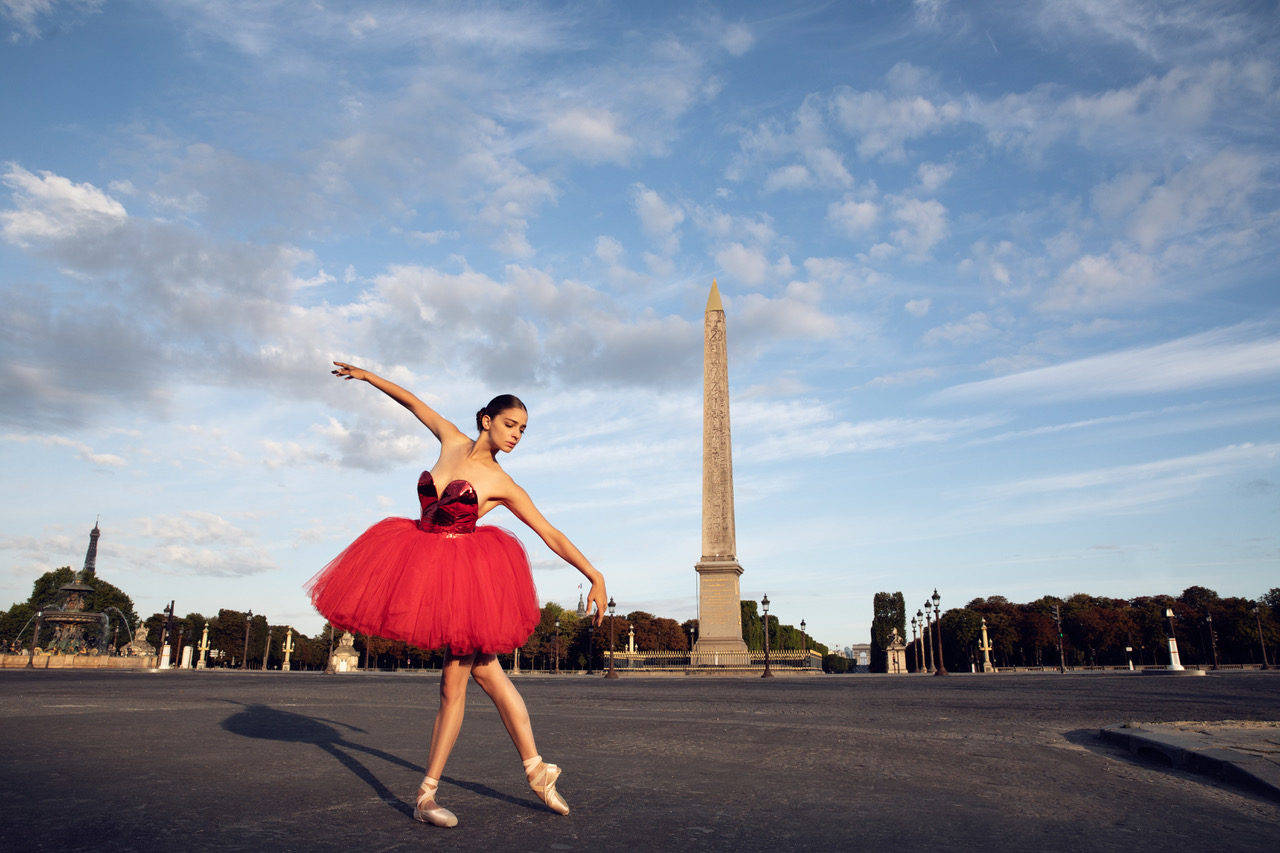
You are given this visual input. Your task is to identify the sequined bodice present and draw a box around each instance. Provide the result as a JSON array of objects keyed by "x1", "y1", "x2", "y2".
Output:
[{"x1": 417, "y1": 471, "x2": 478, "y2": 535}]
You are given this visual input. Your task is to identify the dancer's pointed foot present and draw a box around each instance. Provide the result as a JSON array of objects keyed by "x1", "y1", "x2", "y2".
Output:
[
  {"x1": 523, "y1": 755, "x2": 570, "y2": 815},
  {"x1": 414, "y1": 776, "x2": 458, "y2": 828}
]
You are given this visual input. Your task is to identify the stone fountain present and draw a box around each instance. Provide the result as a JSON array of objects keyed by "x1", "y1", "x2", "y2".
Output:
[{"x1": 39, "y1": 520, "x2": 108, "y2": 654}]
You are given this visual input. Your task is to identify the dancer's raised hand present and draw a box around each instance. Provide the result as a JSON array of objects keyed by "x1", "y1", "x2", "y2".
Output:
[{"x1": 331, "y1": 361, "x2": 370, "y2": 382}]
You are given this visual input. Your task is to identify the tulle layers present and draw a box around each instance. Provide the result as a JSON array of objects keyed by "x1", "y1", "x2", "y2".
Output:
[{"x1": 307, "y1": 518, "x2": 540, "y2": 655}]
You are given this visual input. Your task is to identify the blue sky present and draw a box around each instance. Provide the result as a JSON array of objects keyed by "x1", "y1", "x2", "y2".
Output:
[{"x1": 2, "y1": 0, "x2": 1277, "y2": 651}]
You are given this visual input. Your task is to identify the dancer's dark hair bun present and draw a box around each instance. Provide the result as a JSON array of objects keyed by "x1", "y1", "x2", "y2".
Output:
[{"x1": 476, "y1": 394, "x2": 527, "y2": 432}]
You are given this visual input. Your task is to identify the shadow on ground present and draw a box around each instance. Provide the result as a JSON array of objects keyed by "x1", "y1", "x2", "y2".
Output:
[{"x1": 218, "y1": 702, "x2": 539, "y2": 815}]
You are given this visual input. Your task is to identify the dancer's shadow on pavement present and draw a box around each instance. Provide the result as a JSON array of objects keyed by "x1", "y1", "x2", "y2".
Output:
[{"x1": 218, "y1": 701, "x2": 538, "y2": 817}]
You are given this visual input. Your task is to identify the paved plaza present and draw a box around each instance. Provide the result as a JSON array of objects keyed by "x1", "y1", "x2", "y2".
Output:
[{"x1": 2, "y1": 669, "x2": 1279, "y2": 851}]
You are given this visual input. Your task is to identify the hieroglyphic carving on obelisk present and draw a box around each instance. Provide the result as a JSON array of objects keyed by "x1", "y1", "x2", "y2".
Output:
[{"x1": 694, "y1": 280, "x2": 748, "y2": 660}]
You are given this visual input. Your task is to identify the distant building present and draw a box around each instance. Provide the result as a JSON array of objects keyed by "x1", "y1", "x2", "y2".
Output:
[{"x1": 848, "y1": 643, "x2": 871, "y2": 672}]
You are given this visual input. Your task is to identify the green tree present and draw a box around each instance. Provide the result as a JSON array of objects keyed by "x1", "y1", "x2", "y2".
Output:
[{"x1": 869, "y1": 591, "x2": 906, "y2": 673}]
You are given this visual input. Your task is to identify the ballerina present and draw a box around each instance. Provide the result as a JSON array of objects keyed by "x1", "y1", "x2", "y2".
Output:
[{"x1": 308, "y1": 361, "x2": 608, "y2": 827}]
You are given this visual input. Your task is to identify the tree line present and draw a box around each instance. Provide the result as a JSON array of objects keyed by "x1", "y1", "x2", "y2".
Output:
[
  {"x1": 2, "y1": 567, "x2": 832, "y2": 671},
  {"x1": 897, "y1": 586, "x2": 1280, "y2": 673}
]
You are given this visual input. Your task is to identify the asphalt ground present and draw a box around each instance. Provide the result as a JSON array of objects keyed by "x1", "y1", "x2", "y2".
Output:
[{"x1": 2, "y1": 669, "x2": 1279, "y2": 851}]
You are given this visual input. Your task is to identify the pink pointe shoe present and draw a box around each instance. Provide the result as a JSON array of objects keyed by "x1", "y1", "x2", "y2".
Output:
[
  {"x1": 523, "y1": 755, "x2": 570, "y2": 815},
  {"x1": 414, "y1": 776, "x2": 458, "y2": 828}
]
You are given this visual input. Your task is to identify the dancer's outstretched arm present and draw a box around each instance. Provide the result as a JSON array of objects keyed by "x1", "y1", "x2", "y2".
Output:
[
  {"x1": 331, "y1": 361, "x2": 468, "y2": 445},
  {"x1": 502, "y1": 485, "x2": 607, "y2": 626}
]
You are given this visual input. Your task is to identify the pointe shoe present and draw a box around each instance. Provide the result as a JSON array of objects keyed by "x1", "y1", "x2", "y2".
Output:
[
  {"x1": 525, "y1": 759, "x2": 570, "y2": 815},
  {"x1": 414, "y1": 777, "x2": 458, "y2": 828}
]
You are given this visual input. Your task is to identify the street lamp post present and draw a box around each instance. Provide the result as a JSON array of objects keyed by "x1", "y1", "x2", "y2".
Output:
[
  {"x1": 324, "y1": 622, "x2": 336, "y2": 674},
  {"x1": 761, "y1": 594, "x2": 774, "y2": 678},
  {"x1": 910, "y1": 616, "x2": 918, "y2": 672},
  {"x1": 1256, "y1": 602, "x2": 1270, "y2": 670},
  {"x1": 604, "y1": 597, "x2": 618, "y2": 679},
  {"x1": 586, "y1": 621, "x2": 595, "y2": 675},
  {"x1": 1164, "y1": 607, "x2": 1185, "y2": 671},
  {"x1": 1053, "y1": 603, "x2": 1067, "y2": 673},
  {"x1": 1206, "y1": 613, "x2": 1219, "y2": 670},
  {"x1": 919, "y1": 608, "x2": 932, "y2": 673},
  {"x1": 801, "y1": 618, "x2": 808, "y2": 667},
  {"x1": 554, "y1": 619, "x2": 560, "y2": 675},
  {"x1": 243, "y1": 609, "x2": 253, "y2": 670},
  {"x1": 932, "y1": 589, "x2": 947, "y2": 676}
]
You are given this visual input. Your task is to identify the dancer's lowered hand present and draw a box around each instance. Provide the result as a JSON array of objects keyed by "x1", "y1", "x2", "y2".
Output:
[{"x1": 587, "y1": 580, "x2": 608, "y2": 627}]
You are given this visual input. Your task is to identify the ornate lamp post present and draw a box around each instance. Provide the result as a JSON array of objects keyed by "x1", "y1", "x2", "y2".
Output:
[
  {"x1": 1164, "y1": 607, "x2": 1185, "y2": 671},
  {"x1": 1206, "y1": 612, "x2": 1219, "y2": 670},
  {"x1": 801, "y1": 618, "x2": 808, "y2": 666},
  {"x1": 604, "y1": 597, "x2": 618, "y2": 679},
  {"x1": 688, "y1": 624, "x2": 695, "y2": 663},
  {"x1": 261, "y1": 622, "x2": 271, "y2": 671},
  {"x1": 242, "y1": 609, "x2": 252, "y2": 670},
  {"x1": 554, "y1": 618, "x2": 560, "y2": 674},
  {"x1": 1255, "y1": 602, "x2": 1270, "y2": 670},
  {"x1": 197, "y1": 623, "x2": 210, "y2": 669},
  {"x1": 324, "y1": 622, "x2": 336, "y2": 674},
  {"x1": 281, "y1": 627, "x2": 294, "y2": 672},
  {"x1": 932, "y1": 589, "x2": 947, "y2": 676},
  {"x1": 979, "y1": 617, "x2": 993, "y2": 673},
  {"x1": 919, "y1": 607, "x2": 932, "y2": 673},
  {"x1": 1054, "y1": 603, "x2": 1067, "y2": 673},
  {"x1": 761, "y1": 594, "x2": 774, "y2": 678},
  {"x1": 586, "y1": 621, "x2": 595, "y2": 675},
  {"x1": 910, "y1": 616, "x2": 919, "y2": 672}
]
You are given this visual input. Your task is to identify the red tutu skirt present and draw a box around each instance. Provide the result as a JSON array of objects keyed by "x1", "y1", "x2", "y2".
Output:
[{"x1": 306, "y1": 518, "x2": 540, "y2": 655}]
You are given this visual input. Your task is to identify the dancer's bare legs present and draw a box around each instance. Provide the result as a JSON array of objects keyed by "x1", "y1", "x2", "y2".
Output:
[
  {"x1": 415, "y1": 651, "x2": 474, "y2": 827},
  {"x1": 426, "y1": 651, "x2": 475, "y2": 777},
  {"x1": 471, "y1": 654, "x2": 569, "y2": 814},
  {"x1": 469, "y1": 653, "x2": 537, "y2": 759}
]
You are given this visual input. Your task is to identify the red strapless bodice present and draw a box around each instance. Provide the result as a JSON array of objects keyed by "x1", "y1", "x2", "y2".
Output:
[{"x1": 416, "y1": 471, "x2": 478, "y2": 534}]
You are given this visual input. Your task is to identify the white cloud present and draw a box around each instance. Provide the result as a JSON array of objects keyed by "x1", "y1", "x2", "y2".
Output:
[
  {"x1": 890, "y1": 197, "x2": 948, "y2": 255},
  {"x1": 594, "y1": 235, "x2": 624, "y2": 265},
  {"x1": 970, "y1": 442, "x2": 1280, "y2": 517},
  {"x1": 921, "y1": 312, "x2": 997, "y2": 346},
  {"x1": 1039, "y1": 247, "x2": 1157, "y2": 313},
  {"x1": 827, "y1": 198, "x2": 880, "y2": 235},
  {"x1": 830, "y1": 82, "x2": 960, "y2": 161},
  {"x1": 546, "y1": 109, "x2": 636, "y2": 164},
  {"x1": 933, "y1": 325, "x2": 1280, "y2": 404},
  {"x1": 916, "y1": 162, "x2": 954, "y2": 191},
  {"x1": 1, "y1": 432, "x2": 125, "y2": 467},
  {"x1": 864, "y1": 367, "x2": 939, "y2": 388},
  {"x1": 1, "y1": 164, "x2": 126, "y2": 246},
  {"x1": 764, "y1": 164, "x2": 811, "y2": 192},
  {"x1": 632, "y1": 183, "x2": 684, "y2": 254},
  {"x1": 1, "y1": 0, "x2": 101, "y2": 39},
  {"x1": 715, "y1": 243, "x2": 771, "y2": 286},
  {"x1": 905, "y1": 298, "x2": 932, "y2": 317},
  {"x1": 720, "y1": 22, "x2": 754, "y2": 55}
]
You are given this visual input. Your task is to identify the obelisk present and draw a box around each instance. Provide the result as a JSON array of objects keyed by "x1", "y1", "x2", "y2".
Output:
[{"x1": 693, "y1": 280, "x2": 748, "y2": 662}]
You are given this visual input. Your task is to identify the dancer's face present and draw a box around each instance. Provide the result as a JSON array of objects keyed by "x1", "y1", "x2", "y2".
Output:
[{"x1": 486, "y1": 408, "x2": 527, "y2": 453}]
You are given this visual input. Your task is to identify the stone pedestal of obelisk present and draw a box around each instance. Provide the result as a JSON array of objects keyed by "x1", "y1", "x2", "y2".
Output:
[{"x1": 693, "y1": 280, "x2": 749, "y2": 663}]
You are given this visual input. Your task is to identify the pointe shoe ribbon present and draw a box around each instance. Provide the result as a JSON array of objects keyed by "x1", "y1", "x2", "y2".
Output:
[
  {"x1": 526, "y1": 761, "x2": 570, "y2": 815},
  {"x1": 414, "y1": 778, "x2": 458, "y2": 828}
]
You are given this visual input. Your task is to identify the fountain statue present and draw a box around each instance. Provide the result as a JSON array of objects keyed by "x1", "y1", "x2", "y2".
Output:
[{"x1": 39, "y1": 521, "x2": 110, "y2": 655}]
